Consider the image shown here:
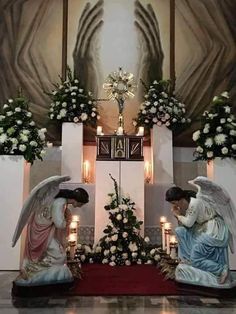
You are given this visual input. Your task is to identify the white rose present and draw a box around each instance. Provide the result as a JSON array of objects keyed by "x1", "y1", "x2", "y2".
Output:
[
  {"x1": 154, "y1": 255, "x2": 160, "y2": 261},
  {"x1": 128, "y1": 242, "x2": 138, "y2": 252},
  {"x1": 102, "y1": 258, "x2": 108, "y2": 264},
  {"x1": 79, "y1": 88, "x2": 83, "y2": 93},
  {"x1": 104, "y1": 249, "x2": 110, "y2": 256},
  {"x1": 205, "y1": 138, "x2": 213, "y2": 148},
  {"x1": 123, "y1": 218, "x2": 128, "y2": 223},
  {"x1": 40, "y1": 149, "x2": 46, "y2": 157},
  {"x1": 216, "y1": 126, "x2": 223, "y2": 132},
  {"x1": 111, "y1": 255, "x2": 116, "y2": 261},
  {"x1": 71, "y1": 92, "x2": 76, "y2": 96},
  {"x1": 73, "y1": 105, "x2": 76, "y2": 108},
  {"x1": 116, "y1": 214, "x2": 122, "y2": 221},
  {"x1": 150, "y1": 249, "x2": 156, "y2": 256},
  {"x1": 74, "y1": 79, "x2": 79, "y2": 83},
  {"x1": 152, "y1": 117, "x2": 158, "y2": 123},
  {"x1": 0, "y1": 127, "x2": 3, "y2": 133},
  {"x1": 122, "y1": 232, "x2": 128, "y2": 238},
  {"x1": 132, "y1": 120, "x2": 137, "y2": 127},
  {"x1": 122, "y1": 253, "x2": 128, "y2": 259},
  {"x1": 52, "y1": 91, "x2": 57, "y2": 95},
  {"x1": 203, "y1": 128, "x2": 209, "y2": 134},
  {"x1": 196, "y1": 146, "x2": 203, "y2": 153},
  {"x1": 207, "y1": 151, "x2": 214, "y2": 158},
  {"x1": 3, "y1": 104, "x2": 9, "y2": 109},
  {"x1": 231, "y1": 144, "x2": 236, "y2": 150},
  {"x1": 221, "y1": 147, "x2": 228, "y2": 155},
  {"x1": 19, "y1": 144, "x2": 26, "y2": 152},
  {"x1": 192, "y1": 130, "x2": 201, "y2": 141},
  {"x1": 15, "y1": 107, "x2": 21, "y2": 112},
  {"x1": 230, "y1": 130, "x2": 236, "y2": 136},
  {"x1": 0, "y1": 115, "x2": 5, "y2": 121},
  {"x1": 29, "y1": 121, "x2": 35, "y2": 126},
  {"x1": 6, "y1": 111, "x2": 13, "y2": 116},
  {"x1": 109, "y1": 261, "x2": 116, "y2": 266},
  {"x1": 132, "y1": 252, "x2": 138, "y2": 258},
  {"x1": 111, "y1": 234, "x2": 118, "y2": 241},
  {"x1": 142, "y1": 110, "x2": 146, "y2": 114},
  {"x1": 91, "y1": 112, "x2": 96, "y2": 117},
  {"x1": 220, "y1": 118, "x2": 226, "y2": 124},
  {"x1": 150, "y1": 107, "x2": 156, "y2": 114},
  {"x1": 221, "y1": 91, "x2": 229, "y2": 98},
  {"x1": 0, "y1": 134, "x2": 7, "y2": 143},
  {"x1": 62, "y1": 102, "x2": 67, "y2": 107},
  {"x1": 146, "y1": 260, "x2": 152, "y2": 265},
  {"x1": 95, "y1": 246, "x2": 102, "y2": 253},
  {"x1": 81, "y1": 255, "x2": 86, "y2": 262},
  {"x1": 57, "y1": 115, "x2": 62, "y2": 120},
  {"x1": 50, "y1": 114, "x2": 54, "y2": 119},
  {"x1": 26, "y1": 112, "x2": 32, "y2": 117},
  {"x1": 72, "y1": 99, "x2": 76, "y2": 103},
  {"x1": 125, "y1": 260, "x2": 131, "y2": 266},
  {"x1": 60, "y1": 109, "x2": 67, "y2": 117},
  {"x1": 8, "y1": 99, "x2": 13, "y2": 103},
  {"x1": 144, "y1": 237, "x2": 150, "y2": 243},
  {"x1": 137, "y1": 259, "x2": 142, "y2": 265},
  {"x1": 224, "y1": 106, "x2": 231, "y2": 113},
  {"x1": 81, "y1": 113, "x2": 88, "y2": 121},
  {"x1": 110, "y1": 246, "x2": 117, "y2": 253},
  {"x1": 17, "y1": 120, "x2": 22, "y2": 125},
  {"x1": 30, "y1": 141, "x2": 38, "y2": 147},
  {"x1": 20, "y1": 134, "x2": 28, "y2": 142},
  {"x1": 74, "y1": 117, "x2": 79, "y2": 123},
  {"x1": 80, "y1": 103, "x2": 85, "y2": 108},
  {"x1": 165, "y1": 121, "x2": 170, "y2": 127}
]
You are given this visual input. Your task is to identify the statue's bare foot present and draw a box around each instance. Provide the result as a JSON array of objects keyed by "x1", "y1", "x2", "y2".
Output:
[{"x1": 218, "y1": 267, "x2": 229, "y2": 284}]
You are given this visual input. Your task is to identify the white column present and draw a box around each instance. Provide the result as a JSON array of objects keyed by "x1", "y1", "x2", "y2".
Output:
[
  {"x1": 151, "y1": 125, "x2": 173, "y2": 184},
  {"x1": 61, "y1": 122, "x2": 83, "y2": 183},
  {"x1": 94, "y1": 161, "x2": 120, "y2": 243},
  {"x1": 120, "y1": 161, "x2": 144, "y2": 235},
  {"x1": 0, "y1": 156, "x2": 30, "y2": 270},
  {"x1": 207, "y1": 158, "x2": 236, "y2": 270}
]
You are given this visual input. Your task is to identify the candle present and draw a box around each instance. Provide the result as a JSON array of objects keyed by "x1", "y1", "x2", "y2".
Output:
[
  {"x1": 70, "y1": 221, "x2": 78, "y2": 229},
  {"x1": 83, "y1": 160, "x2": 90, "y2": 183},
  {"x1": 117, "y1": 126, "x2": 123, "y2": 135},
  {"x1": 160, "y1": 216, "x2": 167, "y2": 251},
  {"x1": 68, "y1": 233, "x2": 77, "y2": 243},
  {"x1": 97, "y1": 126, "x2": 102, "y2": 135},
  {"x1": 137, "y1": 126, "x2": 144, "y2": 136},
  {"x1": 164, "y1": 223, "x2": 172, "y2": 255},
  {"x1": 72, "y1": 215, "x2": 80, "y2": 222},
  {"x1": 144, "y1": 161, "x2": 151, "y2": 183},
  {"x1": 170, "y1": 235, "x2": 178, "y2": 259}
]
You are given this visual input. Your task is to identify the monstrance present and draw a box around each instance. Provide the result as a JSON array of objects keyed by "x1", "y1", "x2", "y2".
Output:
[{"x1": 103, "y1": 67, "x2": 136, "y2": 133}]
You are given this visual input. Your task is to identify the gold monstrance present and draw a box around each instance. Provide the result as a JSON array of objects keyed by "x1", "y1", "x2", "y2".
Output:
[{"x1": 103, "y1": 67, "x2": 136, "y2": 131}]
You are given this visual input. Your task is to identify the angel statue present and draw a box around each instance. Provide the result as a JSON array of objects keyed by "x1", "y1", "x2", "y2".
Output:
[
  {"x1": 12, "y1": 176, "x2": 89, "y2": 286},
  {"x1": 165, "y1": 176, "x2": 236, "y2": 289}
]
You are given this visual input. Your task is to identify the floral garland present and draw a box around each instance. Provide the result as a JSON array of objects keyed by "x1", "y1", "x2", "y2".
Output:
[
  {"x1": 133, "y1": 80, "x2": 190, "y2": 131},
  {"x1": 48, "y1": 68, "x2": 100, "y2": 126},
  {"x1": 192, "y1": 91, "x2": 236, "y2": 161},
  {"x1": 0, "y1": 94, "x2": 47, "y2": 164}
]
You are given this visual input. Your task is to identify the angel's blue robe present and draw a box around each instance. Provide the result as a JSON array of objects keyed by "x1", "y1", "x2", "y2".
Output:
[{"x1": 176, "y1": 197, "x2": 229, "y2": 276}]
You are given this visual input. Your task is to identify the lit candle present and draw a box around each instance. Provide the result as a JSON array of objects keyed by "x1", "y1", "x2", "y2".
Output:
[
  {"x1": 83, "y1": 160, "x2": 90, "y2": 183},
  {"x1": 160, "y1": 216, "x2": 167, "y2": 251},
  {"x1": 137, "y1": 126, "x2": 144, "y2": 136},
  {"x1": 164, "y1": 223, "x2": 172, "y2": 255},
  {"x1": 97, "y1": 126, "x2": 102, "y2": 135},
  {"x1": 117, "y1": 126, "x2": 123, "y2": 135},
  {"x1": 68, "y1": 233, "x2": 77, "y2": 259},
  {"x1": 170, "y1": 235, "x2": 178, "y2": 259},
  {"x1": 68, "y1": 233, "x2": 77, "y2": 243},
  {"x1": 72, "y1": 215, "x2": 80, "y2": 223},
  {"x1": 144, "y1": 161, "x2": 151, "y2": 183},
  {"x1": 70, "y1": 221, "x2": 78, "y2": 229}
]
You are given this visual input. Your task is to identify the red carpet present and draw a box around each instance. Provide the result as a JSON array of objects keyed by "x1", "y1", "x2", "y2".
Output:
[{"x1": 67, "y1": 264, "x2": 178, "y2": 296}]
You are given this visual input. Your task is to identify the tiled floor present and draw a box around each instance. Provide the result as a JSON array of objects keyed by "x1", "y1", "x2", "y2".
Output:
[{"x1": 1, "y1": 271, "x2": 236, "y2": 314}]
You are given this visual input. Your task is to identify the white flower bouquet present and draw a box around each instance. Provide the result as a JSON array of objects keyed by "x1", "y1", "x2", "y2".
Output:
[
  {"x1": 0, "y1": 94, "x2": 47, "y2": 163},
  {"x1": 193, "y1": 91, "x2": 236, "y2": 161},
  {"x1": 47, "y1": 68, "x2": 100, "y2": 127},
  {"x1": 133, "y1": 80, "x2": 190, "y2": 131}
]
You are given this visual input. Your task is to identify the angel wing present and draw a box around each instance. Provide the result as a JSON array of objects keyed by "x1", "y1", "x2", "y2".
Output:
[
  {"x1": 12, "y1": 175, "x2": 71, "y2": 247},
  {"x1": 188, "y1": 176, "x2": 236, "y2": 241}
]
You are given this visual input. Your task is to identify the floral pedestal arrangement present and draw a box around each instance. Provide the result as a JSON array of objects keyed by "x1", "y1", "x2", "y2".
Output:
[{"x1": 0, "y1": 156, "x2": 30, "y2": 269}]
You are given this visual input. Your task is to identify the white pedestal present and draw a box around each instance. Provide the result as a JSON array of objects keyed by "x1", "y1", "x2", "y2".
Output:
[
  {"x1": 0, "y1": 156, "x2": 30, "y2": 270},
  {"x1": 151, "y1": 125, "x2": 173, "y2": 184},
  {"x1": 61, "y1": 122, "x2": 83, "y2": 183},
  {"x1": 94, "y1": 161, "x2": 144, "y2": 243},
  {"x1": 207, "y1": 158, "x2": 236, "y2": 270}
]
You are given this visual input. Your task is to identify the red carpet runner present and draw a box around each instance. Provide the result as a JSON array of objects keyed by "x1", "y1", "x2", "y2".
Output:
[{"x1": 68, "y1": 264, "x2": 178, "y2": 296}]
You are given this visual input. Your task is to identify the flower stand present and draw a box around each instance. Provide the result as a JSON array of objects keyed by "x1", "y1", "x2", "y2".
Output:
[
  {"x1": 0, "y1": 155, "x2": 30, "y2": 270},
  {"x1": 151, "y1": 125, "x2": 173, "y2": 184},
  {"x1": 207, "y1": 158, "x2": 236, "y2": 269},
  {"x1": 61, "y1": 122, "x2": 83, "y2": 183}
]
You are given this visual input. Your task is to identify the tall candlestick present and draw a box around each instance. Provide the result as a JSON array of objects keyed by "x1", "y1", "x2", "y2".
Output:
[
  {"x1": 170, "y1": 235, "x2": 178, "y2": 259},
  {"x1": 160, "y1": 216, "x2": 167, "y2": 251},
  {"x1": 97, "y1": 126, "x2": 102, "y2": 135},
  {"x1": 144, "y1": 161, "x2": 151, "y2": 183}
]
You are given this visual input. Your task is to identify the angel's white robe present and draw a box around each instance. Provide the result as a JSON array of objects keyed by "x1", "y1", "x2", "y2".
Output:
[
  {"x1": 175, "y1": 197, "x2": 229, "y2": 277},
  {"x1": 17, "y1": 198, "x2": 73, "y2": 285}
]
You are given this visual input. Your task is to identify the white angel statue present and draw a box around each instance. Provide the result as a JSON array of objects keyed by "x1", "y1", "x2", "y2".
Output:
[
  {"x1": 12, "y1": 175, "x2": 89, "y2": 286},
  {"x1": 165, "y1": 176, "x2": 236, "y2": 289}
]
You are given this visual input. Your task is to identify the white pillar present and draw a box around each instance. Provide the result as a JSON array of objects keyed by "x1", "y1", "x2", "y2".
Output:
[
  {"x1": 94, "y1": 161, "x2": 145, "y2": 242},
  {"x1": 207, "y1": 158, "x2": 236, "y2": 270},
  {"x1": 0, "y1": 156, "x2": 30, "y2": 270},
  {"x1": 151, "y1": 125, "x2": 173, "y2": 184},
  {"x1": 61, "y1": 122, "x2": 83, "y2": 183}
]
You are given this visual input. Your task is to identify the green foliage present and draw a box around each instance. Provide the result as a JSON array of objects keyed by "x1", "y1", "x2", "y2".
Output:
[
  {"x1": 0, "y1": 93, "x2": 47, "y2": 163},
  {"x1": 192, "y1": 92, "x2": 236, "y2": 161}
]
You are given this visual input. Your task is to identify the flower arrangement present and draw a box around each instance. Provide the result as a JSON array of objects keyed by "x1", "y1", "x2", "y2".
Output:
[
  {"x1": 69, "y1": 175, "x2": 161, "y2": 266},
  {"x1": 47, "y1": 68, "x2": 100, "y2": 126},
  {"x1": 133, "y1": 80, "x2": 190, "y2": 131},
  {"x1": 0, "y1": 94, "x2": 47, "y2": 164},
  {"x1": 192, "y1": 91, "x2": 236, "y2": 161}
]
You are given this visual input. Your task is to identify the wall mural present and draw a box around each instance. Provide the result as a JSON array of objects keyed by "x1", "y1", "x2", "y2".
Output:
[{"x1": 0, "y1": 0, "x2": 235, "y2": 145}]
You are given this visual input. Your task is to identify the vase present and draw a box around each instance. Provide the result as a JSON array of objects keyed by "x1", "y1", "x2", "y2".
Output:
[
  {"x1": 0, "y1": 155, "x2": 30, "y2": 270},
  {"x1": 61, "y1": 122, "x2": 83, "y2": 183}
]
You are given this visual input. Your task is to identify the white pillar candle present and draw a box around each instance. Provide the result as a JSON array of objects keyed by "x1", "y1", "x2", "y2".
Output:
[
  {"x1": 164, "y1": 222, "x2": 172, "y2": 255},
  {"x1": 97, "y1": 126, "x2": 102, "y2": 135},
  {"x1": 72, "y1": 215, "x2": 80, "y2": 222},
  {"x1": 83, "y1": 160, "x2": 90, "y2": 183},
  {"x1": 137, "y1": 126, "x2": 144, "y2": 136},
  {"x1": 170, "y1": 235, "x2": 178, "y2": 259},
  {"x1": 144, "y1": 161, "x2": 151, "y2": 183},
  {"x1": 160, "y1": 216, "x2": 167, "y2": 251},
  {"x1": 70, "y1": 221, "x2": 78, "y2": 229},
  {"x1": 117, "y1": 126, "x2": 123, "y2": 135}
]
